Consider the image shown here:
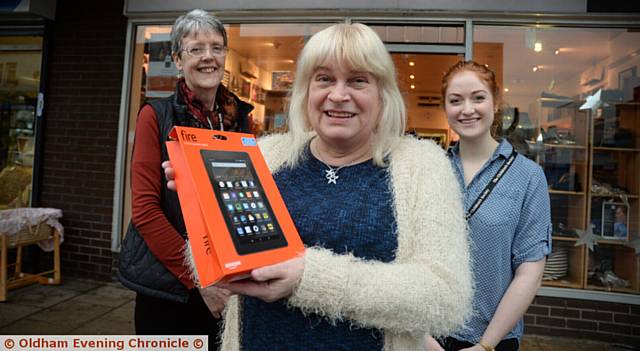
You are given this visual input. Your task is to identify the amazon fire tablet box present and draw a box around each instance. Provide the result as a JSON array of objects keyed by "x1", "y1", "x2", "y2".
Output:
[{"x1": 166, "y1": 126, "x2": 304, "y2": 287}]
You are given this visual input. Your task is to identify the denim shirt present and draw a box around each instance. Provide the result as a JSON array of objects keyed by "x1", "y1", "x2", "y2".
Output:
[{"x1": 448, "y1": 139, "x2": 552, "y2": 343}]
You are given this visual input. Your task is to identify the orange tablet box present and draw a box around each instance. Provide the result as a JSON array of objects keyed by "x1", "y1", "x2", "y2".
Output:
[{"x1": 166, "y1": 126, "x2": 304, "y2": 287}]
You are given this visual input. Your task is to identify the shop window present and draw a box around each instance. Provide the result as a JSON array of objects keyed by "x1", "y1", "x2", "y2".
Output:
[
  {"x1": 120, "y1": 22, "x2": 332, "y2": 238},
  {"x1": 393, "y1": 52, "x2": 462, "y2": 148},
  {"x1": 474, "y1": 25, "x2": 640, "y2": 295},
  {"x1": 0, "y1": 36, "x2": 42, "y2": 209}
]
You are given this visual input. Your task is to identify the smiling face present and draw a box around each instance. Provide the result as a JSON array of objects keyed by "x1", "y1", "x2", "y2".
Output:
[
  {"x1": 445, "y1": 71, "x2": 497, "y2": 142},
  {"x1": 307, "y1": 59, "x2": 381, "y2": 151},
  {"x1": 174, "y1": 30, "x2": 225, "y2": 100}
]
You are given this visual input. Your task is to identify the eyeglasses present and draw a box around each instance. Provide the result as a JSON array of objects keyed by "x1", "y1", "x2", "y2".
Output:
[{"x1": 181, "y1": 44, "x2": 227, "y2": 58}]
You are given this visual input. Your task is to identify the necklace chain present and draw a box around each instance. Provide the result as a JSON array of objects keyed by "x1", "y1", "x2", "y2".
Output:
[{"x1": 313, "y1": 143, "x2": 358, "y2": 185}]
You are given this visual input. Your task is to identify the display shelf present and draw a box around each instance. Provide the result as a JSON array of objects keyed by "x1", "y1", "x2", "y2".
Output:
[
  {"x1": 550, "y1": 194, "x2": 586, "y2": 233},
  {"x1": 545, "y1": 280, "x2": 583, "y2": 289},
  {"x1": 586, "y1": 243, "x2": 639, "y2": 293},
  {"x1": 595, "y1": 238, "x2": 634, "y2": 246},
  {"x1": 549, "y1": 190, "x2": 585, "y2": 196},
  {"x1": 590, "y1": 193, "x2": 639, "y2": 199},
  {"x1": 551, "y1": 236, "x2": 578, "y2": 242},
  {"x1": 540, "y1": 94, "x2": 589, "y2": 291},
  {"x1": 536, "y1": 97, "x2": 640, "y2": 295},
  {"x1": 544, "y1": 144, "x2": 587, "y2": 150},
  {"x1": 585, "y1": 285, "x2": 638, "y2": 294},
  {"x1": 543, "y1": 242, "x2": 585, "y2": 288},
  {"x1": 541, "y1": 140, "x2": 587, "y2": 194},
  {"x1": 593, "y1": 147, "x2": 640, "y2": 152}
]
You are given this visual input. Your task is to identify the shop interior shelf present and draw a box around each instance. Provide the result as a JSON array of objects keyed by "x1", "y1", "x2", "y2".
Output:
[
  {"x1": 551, "y1": 236, "x2": 579, "y2": 242},
  {"x1": 544, "y1": 279, "x2": 583, "y2": 289},
  {"x1": 537, "y1": 92, "x2": 640, "y2": 296},
  {"x1": 595, "y1": 238, "x2": 636, "y2": 246},
  {"x1": 542, "y1": 242, "x2": 585, "y2": 289},
  {"x1": 544, "y1": 144, "x2": 587, "y2": 150},
  {"x1": 586, "y1": 244, "x2": 638, "y2": 293},
  {"x1": 592, "y1": 147, "x2": 640, "y2": 152},
  {"x1": 585, "y1": 284, "x2": 638, "y2": 294},
  {"x1": 590, "y1": 193, "x2": 639, "y2": 199},
  {"x1": 549, "y1": 190, "x2": 585, "y2": 196}
]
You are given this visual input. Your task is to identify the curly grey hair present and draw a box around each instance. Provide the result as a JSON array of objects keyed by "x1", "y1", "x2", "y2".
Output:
[{"x1": 170, "y1": 9, "x2": 227, "y2": 57}]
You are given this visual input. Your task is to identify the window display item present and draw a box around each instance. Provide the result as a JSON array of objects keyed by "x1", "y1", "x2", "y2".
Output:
[
  {"x1": 543, "y1": 244, "x2": 569, "y2": 281},
  {"x1": 601, "y1": 202, "x2": 629, "y2": 240},
  {"x1": 552, "y1": 223, "x2": 577, "y2": 238},
  {"x1": 575, "y1": 224, "x2": 599, "y2": 251},
  {"x1": 590, "y1": 270, "x2": 630, "y2": 289},
  {"x1": 0, "y1": 207, "x2": 63, "y2": 301},
  {"x1": 591, "y1": 179, "x2": 628, "y2": 196},
  {"x1": 0, "y1": 165, "x2": 32, "y2": 208},
  {"x1": 593, "y1": 118, "x2": 634, "y2": 148},
  {"x1": 546, "y1": 168, "x2": 581, "y2": 192},
  {"x1": 543, "y1": 126, "x2": 576, "y2": 145},
  {"x1": 166, "y1": 126, "x2": 304, "y2": 287},
  {"x1": 579, "y1": 89, "x2": 604, "y2": 114},
  {"x1": 145, "y1": 35, "x2": 179, "y2": 98}
]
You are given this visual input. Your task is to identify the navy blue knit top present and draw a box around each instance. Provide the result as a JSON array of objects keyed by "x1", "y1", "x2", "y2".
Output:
[{"x1": 241, "y1": 145, "x2": 398, "y2": 351}]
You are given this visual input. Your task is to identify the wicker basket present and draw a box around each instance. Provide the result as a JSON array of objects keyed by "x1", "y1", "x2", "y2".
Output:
[{"x1": 4, "y1": 222, "x2": 53, "y2": 248}]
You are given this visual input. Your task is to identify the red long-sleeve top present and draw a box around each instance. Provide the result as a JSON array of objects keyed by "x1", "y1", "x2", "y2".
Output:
[{"x1": 130, "y1": 105, "x2": 194, "y2": 289}]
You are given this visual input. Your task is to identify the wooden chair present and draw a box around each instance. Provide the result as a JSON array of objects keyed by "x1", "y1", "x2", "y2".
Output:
[{"x1": 0, "y1": 221, "x2": 61, "y2": 302}]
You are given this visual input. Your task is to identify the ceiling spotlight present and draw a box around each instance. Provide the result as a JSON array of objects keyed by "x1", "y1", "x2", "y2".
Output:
[
  {"x1": 409, "y1": 74, "x2": 415, "y2": 79},
  {"x1": 532, "y1": 65, "x2": 539, "y2": 72},
  {"x1": 410, "y1": 84, "x2": 415, "y2": 89},
  {"x1": 504, "y1": 88, "x2": 509, "y2": 93},
  {"x1": 554, "y1": 49, "x2": 560, "y2": 55},
  {"x1": 534, "y1": 42, "x2": 542, "y2": 52},
  {"x1": 409, "y1": 61, "x2": 415, "y2": 67}
]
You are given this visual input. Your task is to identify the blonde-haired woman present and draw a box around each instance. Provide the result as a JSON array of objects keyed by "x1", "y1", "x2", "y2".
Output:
[{"x1": 168, "y1": 23, "x2": 473, "y2": 350}]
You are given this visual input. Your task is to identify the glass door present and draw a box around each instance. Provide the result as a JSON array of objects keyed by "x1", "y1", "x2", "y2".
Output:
[
  {"x1": 363, "y1": 23, "x2": 467, "y2": 148},
  {"x1": 0, "y1": 34, "x2": 43, "y2": 209}
]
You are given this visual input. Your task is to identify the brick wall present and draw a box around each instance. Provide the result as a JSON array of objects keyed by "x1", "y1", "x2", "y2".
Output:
[
  {"x1": 39, "y1": 0, "x2": 126, "y2": 281},
  {"x1": 525, "y1": 296, "x2": 640, "y2": 347}
]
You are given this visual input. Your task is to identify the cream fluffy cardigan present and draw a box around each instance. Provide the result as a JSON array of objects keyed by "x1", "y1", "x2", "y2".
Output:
[{"x1": 220, "y1": 134, "x2": 473, "y2": 351}]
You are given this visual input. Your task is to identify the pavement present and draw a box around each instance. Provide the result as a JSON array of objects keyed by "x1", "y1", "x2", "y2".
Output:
[
  {"x1": 0, "y1": 278, "x2": 134, "y2": 335},
  {"x1": 0, "y1": 278, "x2": 620, "y2": 350}
]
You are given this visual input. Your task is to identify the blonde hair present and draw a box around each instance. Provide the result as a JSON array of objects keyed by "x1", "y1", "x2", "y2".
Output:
[{"x1": 284, "y1": 23, "x2": 406, "y2": 167}]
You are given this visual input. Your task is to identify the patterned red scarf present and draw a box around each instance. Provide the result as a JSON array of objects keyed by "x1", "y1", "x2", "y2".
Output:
[{"x1": 178, "y1": 78, "x2": 240, "y2": 130}]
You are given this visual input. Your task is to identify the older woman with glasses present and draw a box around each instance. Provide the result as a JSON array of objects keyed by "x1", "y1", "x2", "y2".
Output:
[{"x1": 118, "y1": 9, "x2": 252, "y2": 348}]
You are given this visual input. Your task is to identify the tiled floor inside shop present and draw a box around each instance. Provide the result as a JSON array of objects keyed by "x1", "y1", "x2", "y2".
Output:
[{"x1": 0, "y1": 278, "x2": 620, "y2": 350}]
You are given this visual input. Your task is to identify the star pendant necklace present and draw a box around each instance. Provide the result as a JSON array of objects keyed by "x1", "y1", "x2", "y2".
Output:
[
  {"x1": 313, "y1": 141, "x2": 360, "y2": 185},
  {"x1": 323, "y1": 164, "x2": 344, "y2": 184}
]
